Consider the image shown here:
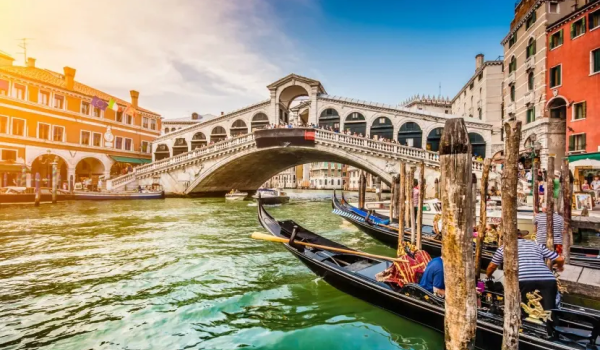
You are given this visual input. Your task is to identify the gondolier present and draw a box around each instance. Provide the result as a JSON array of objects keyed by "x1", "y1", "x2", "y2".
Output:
[
  {"x1": 486, "y1": 231, "x2": 565, "y2": 311},
  {"x1": 533, "y1": 207, "x2": 564, "y2": 253}
]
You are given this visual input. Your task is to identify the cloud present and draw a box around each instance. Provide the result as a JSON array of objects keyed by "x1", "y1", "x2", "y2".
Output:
[{"x1": 0, "y1": 0, "x2": 299, "y2": 118}]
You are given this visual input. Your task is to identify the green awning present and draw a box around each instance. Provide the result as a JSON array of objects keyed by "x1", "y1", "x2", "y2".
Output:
[
  {"x1": 568, "y1": 152, "x2": 600, "y2": 162},
  {"x1": 110, "y1": 156, "x2": 152, "y2": 164}
]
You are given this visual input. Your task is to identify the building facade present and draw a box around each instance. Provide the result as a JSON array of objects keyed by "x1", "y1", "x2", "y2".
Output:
[
  {"x1": 0, "y1": 52, "x2": 161, "y2": 188},
  {"x1": 546, "y1": 1, "x2": 600, "y2": 155},
  {"x1": 400, "y1": 95, "x2": 452, "y2": 114},
  {"x1": 268, "y1": 166, "x2": 297, "y2": 189},
  {"x1": 451, "y1": 54, "x2": 505, "y2": 157},
  {"x1": 501, "y1": 0, "x2": 583, "y2": 167},
  {"x1": 309, "y1": 162, "x2": 344, "y2": 190},
  {"x1": 162, "y1": 112, "x2": 219, "y2": 135}
]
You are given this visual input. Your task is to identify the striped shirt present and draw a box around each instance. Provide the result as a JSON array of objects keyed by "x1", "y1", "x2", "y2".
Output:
[
  {"x1": 491, "y1": 239, "x2": 558, "y2": 282},
  {"x1": 533, "y1": 213, "x2": 564, "y2": 245}
]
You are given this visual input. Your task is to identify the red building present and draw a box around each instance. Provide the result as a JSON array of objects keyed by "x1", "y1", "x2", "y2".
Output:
[
  {"x1": 545, "y1": 0, "x2": 600, "y2": 188},
  {"x1": 546, "y1": 1, "x2": 600, "y2": 154}
]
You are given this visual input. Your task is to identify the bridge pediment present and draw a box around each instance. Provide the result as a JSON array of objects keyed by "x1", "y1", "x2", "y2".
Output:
[{"x1": 267, "y1": 73, "x2": 327, "y2": 95}]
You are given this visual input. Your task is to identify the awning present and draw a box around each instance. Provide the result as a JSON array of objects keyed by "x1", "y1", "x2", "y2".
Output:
[
  {"x1": 568, "y1": 152, "x2": 600, "y2": 163},
  {"x1": 110, "y1": 156, "x2": 152, "y2": 165},
  {"x1": 0, "y1": 163, "x2": 30, "y2": 173}
]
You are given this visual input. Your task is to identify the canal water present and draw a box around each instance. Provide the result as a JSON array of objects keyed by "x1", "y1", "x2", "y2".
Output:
[{"x1": 0, "y1": 190, "x2": 443, "y2": 350}]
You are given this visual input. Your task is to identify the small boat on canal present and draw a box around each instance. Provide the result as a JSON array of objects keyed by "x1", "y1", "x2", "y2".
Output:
[
  {"x1": 333, "y1": 191, "x2": 600, "y2": 270},
  {"x1": 0, "y1": 186, "x2": 70, "y2": 205},
  {"x1": 225, "y1": 190, "x2": 248, "y2": 201},
  {"x1": 73, "y1": 190, "x2": 165, "y2": 200},
  {"x1": 252, "y1": 188, "x2": 290, "y2": 205},
  {"x1": 256, "y1": 200, "x2": 600, "y2": 350}
]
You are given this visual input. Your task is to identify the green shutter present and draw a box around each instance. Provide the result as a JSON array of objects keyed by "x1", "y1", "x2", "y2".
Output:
[
  {"x1": 583, "y1": 18, "x2": 586, "y2": 33},
  {"x1": 583, "y1": 102, "x2": 587, "y2": 119},
  {"x1": 594, "y1": 50, "x2": 600, "y2": 73},
  {"x1": 558, "y1": 66, "x2": 562, "y2": 85},
  {"x1": 569, "y1": 135, "x2": 575, "y2": 151},
  {"x1": 571, "y1": 23, "x2": 575, "y2": 38},
  {"x1": 559, "y1": 30, "x2": 564, "y2": 45},
  {"x1": 582, "y1": 134, "x2": 587, "y2": 150}
]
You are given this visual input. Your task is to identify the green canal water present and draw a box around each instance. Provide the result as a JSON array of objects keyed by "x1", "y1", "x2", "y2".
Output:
[{"x1": 0, "y1": 190, "x2": 443, "y2": 350}]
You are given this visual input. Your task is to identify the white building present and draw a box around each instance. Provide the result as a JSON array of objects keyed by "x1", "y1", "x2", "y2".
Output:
[
  {"x1": 310, "y1": 162, "x2": 344, "y2": 190},
  {"x1": 162, "y1": 112, "x2": 219, "y2": 135},
  {"x1": 268, "y1": 166, "x2": 297, "y2": 189}
]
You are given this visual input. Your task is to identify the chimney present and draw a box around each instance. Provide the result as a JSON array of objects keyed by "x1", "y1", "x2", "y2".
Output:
[
  {"x1": 221, "y1": 111, "x2": 224, "y2": 116},
  {"x1": 26, "y1": 57, "x2": 36, "y2": 68},
  {"x1": 130, "y1": 90, "x2": 139, "y2": 108},
  {"x1": 476, "y1": 54, "x2": 484, "y2": 70},
  {"x1": 63, "y1": 67, "x2": 76, "y2": 90}
]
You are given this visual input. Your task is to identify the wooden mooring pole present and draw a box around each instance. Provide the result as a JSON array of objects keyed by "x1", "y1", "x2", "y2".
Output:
[
  {"x1": 546, "y1": 156, "x2": 556, "y2": 254},
  {"x1": 501, "y1": 121, "x2": 522, "y2": 350},
  {"x1": 389, "y1": 176, "x2": 396, "y2": 220},
  {"x1": 34, "y1": 173, "x2": 41, "y2": 207},
  {"x1": 532, "y1": 159, "x2": 539, "y2": 213},
  {"x1": 439, "y1": 118, "x2": 476, "y2": 350},
  {"x1": 393, "y1": 176, "x2": 400, "y2": 219},
  {"x1": 416, "y1": 161, "x2": 425, "y2": 250},
  {"x1": 397, "y1": 162, "x2": 406, "y2": 256},
  {"x1": 409, "y1": 166, "x2": 416, "y2": 244},
  {"x1": 358, "y1": 171, "x2": 366, "y2": 209},
  {"x1": 562, "y1": 159, "x2": 572, "y2": 264},
  {"x1": 51, "y1": 161, "x2": 57, "y2": 204},
  {"x1": 474, "y1": 158, "x2": 491, "y2": 279}
]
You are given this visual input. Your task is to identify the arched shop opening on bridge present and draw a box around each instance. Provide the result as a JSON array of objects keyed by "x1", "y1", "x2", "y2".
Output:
[
  {"x1": 319, "y1": 108, "x2": 340, "y2": 129},
  {"x1": 191, "y1": 132, "x2": 207, "y2": 150},
  {"x1": 426, "y1": 127, "x2": 444, "y2": 152},
  {"x1": 344, "y1": 112, "x2": 366, "y2": 135},
  {"x1": 397, "y1": 122, "x2": 422, "y2": 148},
  {"x1": 278, "y1": 85, "x2": 309, "y2": 124},
  {"x1": 370, "y1": 116, "x2": 393, "y2": 140},
  {"x1": 154, "y1": 144, "x2": 170, "y2": 161},
  {"x1": 31, "y1": 153, "x2": 68, "y2": 189},
  {"x1": 251, "y1": 113, "x2": 269, "y2": 131},
  {"x1": 172, "y1": 138, "x2": 189, "y2": 156},
  {"x1": 75, "y1": 157, "x2": 105, "y2": 190},
  {"x1": 211, "y1": 126, "x2": 227, "y2": 143},
  {"x1": 230, "y1": 120, "x2": 248, "y2": 136}
]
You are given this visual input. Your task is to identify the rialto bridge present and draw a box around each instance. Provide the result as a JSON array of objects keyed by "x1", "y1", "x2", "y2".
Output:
[{"x1": 106, "y1": 74, "x2": 499, "y2": 195}]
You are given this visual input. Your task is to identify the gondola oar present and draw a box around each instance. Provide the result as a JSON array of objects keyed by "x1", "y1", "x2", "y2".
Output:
[{"x1": 251, "y1": 232, "x2": 409, "y2": 263}]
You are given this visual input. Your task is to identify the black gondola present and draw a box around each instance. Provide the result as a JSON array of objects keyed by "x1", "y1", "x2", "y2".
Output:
[
  {"x1": 256, "y1": 200, "x2": 600, "y2": 350},
  {"x1": 332, "y1": 191, "x2": 600, "y2": 270}
]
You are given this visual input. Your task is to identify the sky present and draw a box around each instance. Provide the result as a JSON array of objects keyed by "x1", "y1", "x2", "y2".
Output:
[{"x1": 0, "y1": 0, "x2": 514, "y2": 119}]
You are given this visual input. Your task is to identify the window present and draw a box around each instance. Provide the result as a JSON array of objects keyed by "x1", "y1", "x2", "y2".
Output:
[
  {"x1": 92, "y1": 132, "x2": 102, "y2": 147},
  {"x1": 116, "y1": 110, "x2": 123, "y2": 123},
  {"x1": 509, "y1": 56, "x2": 517, "y2": 73},
  {"x1": 526, "y1": 38, "x2": 536, "y2": 58},
  {"x1": 592, "y1": 48, "x2": 600, "y2": 74},
  {"x1": 37, "y1": 123, "x2": 50, "y2": 140},
  {"x1": 478, "y1": 73, "x2": 483, "y2": 81},
  {"x1": 571, "y1": 17, "x2": 586, "y2": 39},
  {"x1": 478, "y1": 108, "x2": 482, "y2": 120},
  {"x1": 141, "y1": 140, "x2": 150, "y2": 153},
  {"x1": 52, "y1": 125, "x2": 64, "y2": 142},
  {"x1": 115, "y1": 136, "x2": 123, "y2": 150},
  {"x1": 526, "y1": 11, "x2": 536, "y2": 30},
  {"x1": 124, "y1": 138, "x2": 132, "y2": 151},
  {"x1": 469, "y1": 82, "x2": 474, "y2": 90},
  {"x1": 550, "y1": 65, "x2": 562, "y2": 87},
  {"x1": 142, "y1": 117, "x2": 149, "y2": 129},
  {"x1": 528, "y1": 72, "x2": 534, "y2": 90},
  {"x1": 150, "y1": 119, "x2": 156, "y2": 130},
  {"x1": 591, "y1": 9, "x2": 600, "y2": 30},
  {"x1": 574, "y1": 102, "x2": 586, "y2": 120},
  {"x1": 126, "y1": 114, "x2": 133, "y2": 125},
  {"x1": 548, "y1": 1, "x2": 559, "y2": 14},
  {"x1": 0, "y1": 79, "x2": 8, "y2": 95},
  {"x1": 81, "y1": 101, "x2": 90, "y2": 115},
  {"x1": 510, "y1": 85, "x2": 515, "y2": 102},
  {"x1": 1, "y1": 149, "x2": 17, "y2": 161},
  {"x1": 13, "y1": 83, "x2": 25, "y2": 100},
  {"x1": 0, "y1": 116, "x2": 7, "y2": 133},
  {"x1": 93, "y1": 107, "x2": 103, "y2": 118},
  {"x1": 550, "y1": 30, "x2": 563, "y2": 49},
  {"x1": 11, "y1": 118, "x2": 25, "y2": 136},
  {"x1": 508, "y1": 33, "x2": 517, "y2": 48},
  {"x1": 53, "y1": 95, "x2": 65, "y2": 109},
  {"x1": 526, "y1": 107, "x2": 536, "y2": 123},
  {"x1": 39, "y1": 91, "x2": 50, "y2": 106},
  {"x1": 569, "y1": 134, "x2": 586, "y2": 152},
  {"x1": 81, "y1": 131, "x2": 91, "y2": 145}
]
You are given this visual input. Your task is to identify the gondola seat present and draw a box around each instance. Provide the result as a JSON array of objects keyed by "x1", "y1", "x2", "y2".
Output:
[
  {"x1": 547, "y1": 309, "x2": 600, "y2": 348},
  {"x1": 355, "y1": 261, "x2": 391, "y2": 279},
  {"x1": 399, "y1": 283, "x2": 445, "y2": 306}
]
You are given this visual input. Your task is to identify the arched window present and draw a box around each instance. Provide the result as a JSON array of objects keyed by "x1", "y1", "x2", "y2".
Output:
[
  {"x1": 370, "y1": 116, "x2": 393, "y2": 140},
  {"x1": 549, "y1": 98, "x2": 567, "y2": 119},
  {"x1": 251, "y1": 113, "x2": 269, "y2": 131},
  {"x1": 191, "y1": 132, "x2": 207, "y2": 150},
  {"x1": 397, "y1": 122, "x2": 422, "y2": 148},
  {"x1": 164, "y1": 127, "x2": 169, "y2": 134},
  {"x1": 172, "y1": 138, "x2": 188, "y2": 156},
  {"x1": 154, "y1": 144, "x2": 170, "y2": 161},
  {"x1": 510, "y1": 85, "x2": 516, "y2": 102},
  {"x1": 211, "y1": 126, "x2": 227, "y2": 143},
  {"x1": 526, "y1": 38, "x2": 536, "y2": 58},
  {"x1": 509, "y1": 56, "x2": 517, "y2": 73},
  {"x1": 426, "y1": 127, "x2": 444, "y2": 152},
  {"x1": 230, "y1": 119, "x2": 248, "y2": 136},
  {"x1": 344, "y1": 112, "x2": 366, "y2": 135},
  {"x1": 319, "y1": 108, "x2": 340, "y2": 130},
  {"x1": 528, "y1": 72, "x2": 534, "y2": 90},
  {"x1": 469, "y1": 133, "x2": 486, "y2": 158}
]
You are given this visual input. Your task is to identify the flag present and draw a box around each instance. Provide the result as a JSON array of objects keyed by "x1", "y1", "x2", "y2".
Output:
[
  {"x1": 91, "y1": 96, "x2": 108, "y2": 111},
  {"x1": 124, "y1": 104, "x2": 136, "y2": 116},
  {"x1": 107, "y1": 98, "x2": 119, "y2": 111}
]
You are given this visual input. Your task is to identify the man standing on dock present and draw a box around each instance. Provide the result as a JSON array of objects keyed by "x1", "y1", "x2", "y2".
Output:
[{"x1": 534, "y1": 207, "x2": 564, "y2": 253}]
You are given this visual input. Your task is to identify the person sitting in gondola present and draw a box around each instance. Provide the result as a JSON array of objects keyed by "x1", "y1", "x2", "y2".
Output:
[
  {"x1": 485, "y1": 230, "x2": 565, "y2": 311},
  {"x1": 375, "y1": 242, "x2": 431, "y2": 288},
  {"x1": 419, "y1": 257, "x2": 445, "y2": 296}
]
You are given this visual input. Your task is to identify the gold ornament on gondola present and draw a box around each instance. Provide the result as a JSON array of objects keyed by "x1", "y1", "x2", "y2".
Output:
[
  {"x1": 521, "y1": 290, "x2": 552, "y2": 324},
  {"x1": 554, "y1": 271, "x2": 568, "y2": 294}
]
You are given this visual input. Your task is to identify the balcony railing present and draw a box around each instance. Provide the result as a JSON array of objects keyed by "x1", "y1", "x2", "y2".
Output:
[{"x1": 525, "y1": 56, "x2": 535, "y2": 71}]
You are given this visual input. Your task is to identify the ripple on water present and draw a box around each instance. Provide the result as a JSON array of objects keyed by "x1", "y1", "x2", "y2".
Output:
[{"x1": 0, "y1": 192, "x2": 442, "y2": 350}]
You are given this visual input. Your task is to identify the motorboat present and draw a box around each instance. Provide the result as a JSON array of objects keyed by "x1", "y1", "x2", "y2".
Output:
[
  {"x1": 252, "y1": 188, "x2": 290, "y2": 205},
  {"x1": 225, "y1": 190, "x2": 248, "y2": 201},
  {"x1": 73, "y1": 189, "x2": 165, "y2": 200},
  {"x1": 257, "y1": 200, "x2": 600, "y2": 350}
]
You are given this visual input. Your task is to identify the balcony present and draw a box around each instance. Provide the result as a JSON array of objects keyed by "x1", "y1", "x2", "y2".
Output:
[
  {"x1": 505, "y1": 71, "x2": 516, "y2": 85},
  {"x1": 525, "y1": 56, "x2": 535, "y2": 71},
  {"x1": 524, "y1": 91, "x2": 535, "y2": 105},
  {"x1": 506, "y1": 102, "x2": 516, "y2": 114}
]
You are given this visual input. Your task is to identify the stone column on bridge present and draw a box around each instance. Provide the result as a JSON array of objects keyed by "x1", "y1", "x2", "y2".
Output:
[
  {"x1": 269, "y1": 90, "x2": 278, "y2": 125},
  {"x1": 308, "y1": 86, "x2": 319, "y2": 126}
]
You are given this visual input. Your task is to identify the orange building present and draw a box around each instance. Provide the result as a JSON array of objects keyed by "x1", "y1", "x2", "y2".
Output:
[{"x1": 0, "y1": 51, "x2": 161, "y2": 189}]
